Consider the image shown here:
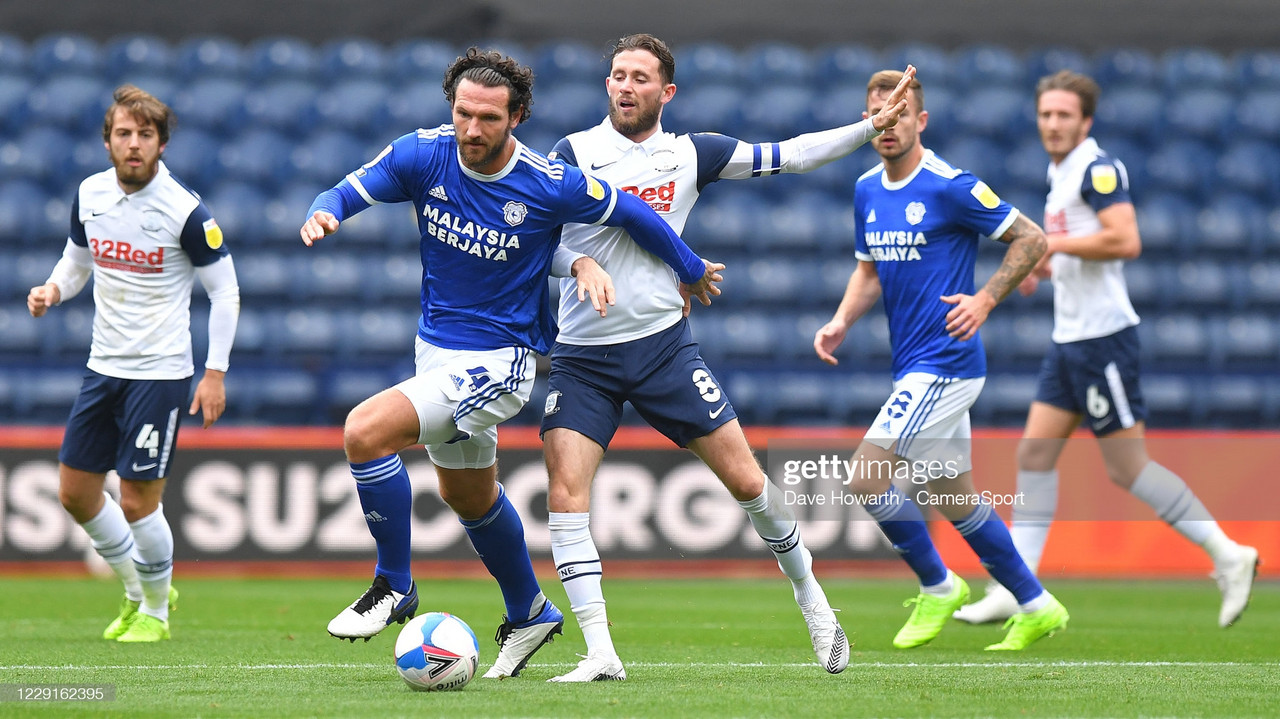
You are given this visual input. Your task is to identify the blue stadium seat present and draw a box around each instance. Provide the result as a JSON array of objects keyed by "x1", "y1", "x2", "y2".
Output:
[
  {"x1": 1141, "y1": 314, "x2": 1208, "y2": 368},
  {"x1": 103, "y1": 34, "x2": 172, "y2": 79},
  {"x1": 296, "y1": 253, "x2": 365, "y2": 302},
  {"x1": 242, "y1": 79, "x2": 317, "y2": 135},
  {"x1": 386, "y1": 39, "x2": 458, "y2": 84},
  {"x1": 682, "y1": 193, "x2": 763, "y2": 257},
  {"x1": 0, "y1": 306, "x2": 44, "y2": 358},
  {"x1": 917, "y1": 86, "x2": 958, "y2": 147},
  {"x1": 49, "y1": 305, "x2": 95, "y2": 357},
  {"x1": 380, "y1": 80, "x2": 451, "y2": 138},
  {"x1": 1203, "y1": 376, "x2": 1266, "y2": 427},
  {"x1": 742, "y1": 42, "x2": 814, "y2": 85},
  {"x1": 227, "y1": 367, "x2": 321, "y2": 425},
  {"x1": 1004, "y1": 137, "x2": 1051, "y2": 189},
  {"x1": 171, "y1": 77, "x2": 248, "y2": 137},
  {"x1": 770, "y1": 310, "x2": 835, "y2": 362},
  {"x1": 954, "y1": 44, "x2": 1026, "y2": 89},
  {"x1": 739, "y1": 86, "x2": 818, "y2": 139},
  {"x1": 1163, "y1": 260, "x2": 1236, "y2": 310},
  {"x1": 326, "y1": 200, "x2": 406, "y2": 248},
  {"x1": 273, "y1": 307, "x2": 342, "y2": 356},
  {"x1": 161, "y1": 127, "x2": 221, "y2": 191},
  {"x1": 1, "y1": 126, "x2": 72, "y2": 195},
  {"x1": 997, "y1": 314, "x2": 1053, "y2": 364},
  {"x1": 532, "y1": 40, "x2": 607, "y2": 86},
  {"x1": 711, "y1": 312, "x2": 778, "y2": 360},
  {"x1": 1134, "y1": 191, "x2": 1194, "y2": 258},
  {"x1": 1215, "y1": 140, "x2": 1280, "y2": 201},
  {"x1": 313, "y1": 79, "x2": 390, "y2": 137},
  {"x1": 525, "y1": 84, "x2": 603, "y2": 139},
  {"x1": 808, "y1": 83, "x2": 870, "y2": 132},
  {"x1": 829, "y1": 372, "x2": 895, "y2": 424},
  {"x1": 1140, "y1": 374, "x2": 1196, "y2": 427},
  {"x1": 1122, "y1": 261, "x2": 1163, "y2": 311},
  {"x1": 1025, "y1": 47, "x2": 1091, "y2": 80},
  {"x1": 216, "y1": 129, "x2": 293, "y2": 188},
  {"x1": 740, "y1": 258, "x2": 809, "y2": 305},
  {"x1": 1093, "y1": 85, "x2": 1165, "y2": 145},
  {"x1": 281, "y1": 130, "x2": 366, "y2": 192},
  {"x1": 816, "y1": 257, "x2": 858, "y2": 307},
  {"x1": 1161, "y1": 47, "x2": 1234, "y2": 91},
  {"x1": 1090, "y1": 136, "x2": 1147, "y2": 192},
  {"x1": 230, "y1": 251, "x2": 290, "y2": 302},
  {"x1": 1239, "y1": 261, "x2": 1280, "y2": 307},
  {"x1": 14, "y1": 252, "x2": 59, "y2": 299},
  {"x1": 1092, "y1": 47, "x2": 1160, "y2": 88},
  {"x1": 811, "y1": 44, "x2": 882, "y2": 88},
  {"x1": 771, "y1": 372, "x2": 839, "y2": 424},
  {"x1": 324, "y1": 367, "x2": 396, "y2": 421},
  {"x1": 202, "y1": 182, "x2": 268, "y2": 246},
  {"x1": 1143, "y1": 140, "x2": 1214, "y2": 199},
  {"x1": 937, "y1": 137, "x2": 1009, "y2": 190},
  {"x1": 363, "y1": 253, "x2": 423, "y2": 303},
  {"x1": 972, "y1": 374, "x2": 1038, "y2": 426},
  {"x1": 174, "y1": 36, "x2": 244, "y2": 80},
  {"x1": 720, "y1": 372, "x2": 774, "y2": 423},
  {"x1": 260, "y1": 180, "x2": 328, "y2": 245},
  {"x1": 883, "y1": 42, "x2": 953, "y2": 89},
  {"x1": 672, "y1": 42, "x2": 741, "y2": 89},
  {"x1": 661, "y1": 84, "x2": 743, "y2": 136},
  {"x1": 319, "y1": 38, "x2": 388, "y2": 81},
  {"x1": 1164, "y1": 88, "x2": 1235, "y2": 141},
  {"x1": 25, "y1": 75, "x2": 110, "y2": 134},
  {"x1": 15, "y1": 367, "x2": 86, "y2": 423},
  {"x1": 0, "y1": 34, "x2": 27, "y2": 73},
  {"x1": 1235, "y1": 90, "x2": 1280, "y2": 142},
  {"x1": 0, "y1": 74, "x2": 31, "y2": 136},
  {"x1": 1234, "y1": 49, "x2": 1280, "y2": 90},
  {"x1": 951, "y1": 87, "x2": 1029, "y2": 140},
  {"x1": 222, "y1": 305, "x2": 267, "y2": 357},
  {"x1": 339, "y1": 308, "x2": 420, "y2": 360},
  {"x1": 1195, "y1": 195, "x2": 1269, "y2": 258},
  {"x1": 749, "y1": 195, "x2": 840, "y2": 256},
  {"x1": 29, "y1": 34, "x2": 100, "y2": 77},
  {"x1": 1209, "y1": 314, "x2": 1277, "y2": 370},
  {"x1": 245, "y1": 36, "x2": 317, "y2": 82}
]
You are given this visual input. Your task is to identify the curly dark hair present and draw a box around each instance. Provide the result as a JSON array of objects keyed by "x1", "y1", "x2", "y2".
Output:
[{"x1": 442, "y1": 47, "x2": 534, "y2": 123}]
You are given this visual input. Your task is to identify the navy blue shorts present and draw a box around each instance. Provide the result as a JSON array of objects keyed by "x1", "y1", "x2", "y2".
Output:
[
  {"x1": 59, "y1": 369, "x2": 192, "y2": 479},
  {"x1": 541, "y1": 318, "x2": 737, "y2": 449},
  {"x1": 1034, "y1": 325, "x2": 1147, "y2": 436}
]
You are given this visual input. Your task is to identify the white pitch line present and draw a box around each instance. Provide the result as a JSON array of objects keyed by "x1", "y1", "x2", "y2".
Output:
[{"x1": 2, "y1": 661, "x2": 1277, "y2": 671}]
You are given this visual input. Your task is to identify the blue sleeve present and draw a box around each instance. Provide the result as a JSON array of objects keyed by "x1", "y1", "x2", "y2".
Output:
[
  {"x1": 947, "y1": 171, "x2": 1017, "y2": 239},
  {"x1": 548, "y1": 137, "x2": 578, "y2": 167},
  {"x1": 690, "y1": 132, "x2": 739, "y2": 192},
  {"x1": 308, "y1": 132, "x2": 421, "y2": 221},
  {"x1": 1079, "y1": 157, "x2": 1132, "y2": 214},
  {"x1": 609, "y1": 191, "x2": 706, "y2": 284},
  {"x1": 69, "y1": 193, "x2": 87, "y2": 246},
  {"x1": 178, "y1": 202, "x2": 231, "y2": 267}
]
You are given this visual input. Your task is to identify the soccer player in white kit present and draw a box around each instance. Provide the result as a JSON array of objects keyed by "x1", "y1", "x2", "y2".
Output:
[
  {"x1": 27, "y1": 85, "x2": 241, "y2": 643},
  {"x1": 539, "y1": 34, "x2": 915, "y2": 681},
  {"x1": 814, "y1": 70, "x2": 1068, "y2": 652},
  {"x1": 955, "y1": 70, "x2": 1260, "y2": 628}
]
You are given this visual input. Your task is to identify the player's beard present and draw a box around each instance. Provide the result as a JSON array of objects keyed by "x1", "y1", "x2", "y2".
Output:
[
  {"x1": 459, "y1": 127, "x2": 513, "y2": 173},
  {"x1": 874, "y1": 132, "x2": 917, "y2": 164},
  {"x1": 609, "y1": 97, "x2": 661, "y2": 138},
  {"x1": 111, "y1": 152, "x2": 160, "y2": 192}
]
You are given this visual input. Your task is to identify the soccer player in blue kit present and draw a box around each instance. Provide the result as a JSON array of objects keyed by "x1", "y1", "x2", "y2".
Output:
[
  {"x1": 540, "y1": 34, "x2": 915, "y2": 681},
  {"x1": 300, "y1": 48, "x2": 721, "y2": 678},
  {"x1": 814, "y1": 70, "x2": 1066, "y2": 650}
]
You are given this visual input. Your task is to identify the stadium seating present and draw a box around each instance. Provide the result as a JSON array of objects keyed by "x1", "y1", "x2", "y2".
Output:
[{"x1": 1, "y1": 33, "x2": 1275, "y2": 428}]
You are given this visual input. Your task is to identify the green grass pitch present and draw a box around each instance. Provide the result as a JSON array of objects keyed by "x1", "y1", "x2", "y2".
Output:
[{"x1": 0, "y1": 575, "x2": 1276, "y2": 718}]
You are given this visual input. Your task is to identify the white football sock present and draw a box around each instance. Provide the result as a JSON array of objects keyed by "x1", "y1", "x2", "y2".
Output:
[
  {"x1": 1010, "y1": 469, "x2": 1059, "y2": 574},
  {"x1": 738, "y1": 480, "x2": 814, "y2": 583},
  {"x1": 80, "y1": 492, "x2": 143, "y2": 602},
  {"x1": 1130, "y1": 462, "x2": 1236, "y2": 563},
  {"x1": 129, "y1": 505, "x2": 174, "y2": 621},
  {"x1": 548, "y1": 512, "x2": 616, "y2": 657}
]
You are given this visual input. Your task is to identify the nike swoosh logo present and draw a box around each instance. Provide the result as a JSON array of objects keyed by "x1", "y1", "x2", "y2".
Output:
[
  {"x1": 590, "y1": 160, "x2": 618, "y2": 171},
  {"x1": 90, "y1": 210, "x2": 110, "y2": 217},
  {"x1": 131, "y1": 462, "x2": 158, "y2": 472},
  {"x1": 709, "y1": 402, "x2": 728, "y2": 419}
]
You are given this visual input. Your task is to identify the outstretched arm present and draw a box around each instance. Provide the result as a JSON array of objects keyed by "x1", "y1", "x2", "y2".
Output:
[
  {"x1": 607, "y1": 190, "x2": 708, "y2": 285},
  {"x1": 942, "y1": 213, "x2": 1048, "y2": 340}
]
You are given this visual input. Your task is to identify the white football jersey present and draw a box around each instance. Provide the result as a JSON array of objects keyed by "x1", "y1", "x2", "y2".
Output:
[
  {"x1": 550, "y1": 117, "x2": 880, "y2": 345},
  {"x1": 71, "y1": 162, "x2": 230, "y2": 379},
  {"x1": 1043, "y1": 137, "x2": 1140, "y2": 343}
]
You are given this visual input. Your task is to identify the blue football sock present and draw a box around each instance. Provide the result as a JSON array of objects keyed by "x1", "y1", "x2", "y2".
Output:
[
  {"x1": 953, "y1": 502, "x2": 1044, "y2": 604},
  {"x1": 863, "y1": 486, "x2": 949, "y2": 587},
  {"x1": 460, "y1": 484, "x2": 544, "y2": 624},
  {"x1": 351, "y1": 455, "x2": 414, "y2": 594}
]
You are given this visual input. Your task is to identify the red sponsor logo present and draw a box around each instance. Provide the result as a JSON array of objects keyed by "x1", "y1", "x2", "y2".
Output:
[
  {"x1": 88, "y1": 238, "x2": 165, "y2": 274},
  {"x1": 1044, "y1": 209, "x2": 1068, "y2": 236},
  {"x1": 619, "y1": 181, "x2": 675, "y2": 213}
]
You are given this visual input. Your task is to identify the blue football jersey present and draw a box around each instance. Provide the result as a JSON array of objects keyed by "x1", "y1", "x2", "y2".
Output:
[
  {"x1": 316, "y1": 125, "x2": 624, "y2": 355},
  {"x1": 854, "y1": 149, "x2": 1019, "y2": 380}
]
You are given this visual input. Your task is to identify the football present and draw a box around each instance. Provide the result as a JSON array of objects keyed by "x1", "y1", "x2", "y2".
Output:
[{"x1": 393, "y1": 612, "x2": 480, "y2": 691}]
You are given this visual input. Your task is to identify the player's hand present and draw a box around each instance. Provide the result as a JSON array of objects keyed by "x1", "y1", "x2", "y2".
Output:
[
  {"x1": 300, "y1": 211, "x2": 340, "y2": 247},
  {"x1": 190, "y1": 369, "x2": 227, "y2": 428},
  {"x1": 27, "y1": 283, "x2": 61, "y2": 318},
  {"x1": 680, "y1": 259, "x2": 725, "y2": 309},
  {"x1": 871, "y1": 64, "x2": 916, "y2": 132},
  {"x1": 814, "y1": 320, "x2": 849, "y2": 366},
  {"x1": 941, "y1": 290, "x2": 996, "y2": 341},
  {"x1": 571, "y1": 256, "x2": 615, "y2": 318}
]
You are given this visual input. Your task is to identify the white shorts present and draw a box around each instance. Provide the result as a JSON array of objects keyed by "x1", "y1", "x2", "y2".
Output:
[
  {"x1": 864, "y1": 372, "x2": 985, "y2": 474},
  {"x1": 393, "y1": 337, "x2": 535, "y2": 470}
]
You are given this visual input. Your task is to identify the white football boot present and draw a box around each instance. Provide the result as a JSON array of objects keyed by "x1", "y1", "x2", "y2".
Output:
[
  {"x1": 327, "y1": 576, "x2": 418, "y2": 641},
  {"x1": 482, "y1": 599, "x2": 565, "y2": 678},
  {"x1": 800, "y1": 599, "x2": 849, "y2": 674},
  {"x1": 1214, "y1": 545, "x2": 1260, "y2": 628},
  {"x1": 548, "y1": 651, "x2": 627, "y2": 682},
  {"x1": 953, "y1": 581, "x2": 1019, "y2": 625}
]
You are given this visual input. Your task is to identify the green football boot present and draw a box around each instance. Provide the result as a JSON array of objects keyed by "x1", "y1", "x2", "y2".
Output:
[
  {"x1": 892, "y1": 573, "x2": 970, "y2": 649},
  {"x1": 103, "y1": 585, "x2": 179, "y2": 640},
  {"x1": 984, "y1": 595, "x2": 1069, "y2": 651}
]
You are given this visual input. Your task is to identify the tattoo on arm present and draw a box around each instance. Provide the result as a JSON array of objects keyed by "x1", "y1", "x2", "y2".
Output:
[{"x1": 984, "y1": 215, "x2": 1048, "y2": 303}]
